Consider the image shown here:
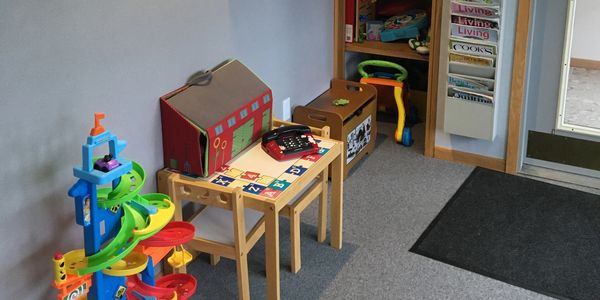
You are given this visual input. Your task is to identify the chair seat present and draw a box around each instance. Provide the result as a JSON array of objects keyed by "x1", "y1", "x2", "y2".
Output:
[{"x1": 190, "y1": 206, "x2": 264, "y2": 245}]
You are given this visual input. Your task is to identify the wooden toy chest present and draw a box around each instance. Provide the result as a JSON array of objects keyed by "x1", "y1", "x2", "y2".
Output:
[{"x1": 293, "y1": 79, "x2": 377, "y2": 178}]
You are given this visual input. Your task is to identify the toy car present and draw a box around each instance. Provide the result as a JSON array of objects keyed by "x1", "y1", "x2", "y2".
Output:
[{"x1": 94, "y1": 154, "x2": 120, "y2": 172}]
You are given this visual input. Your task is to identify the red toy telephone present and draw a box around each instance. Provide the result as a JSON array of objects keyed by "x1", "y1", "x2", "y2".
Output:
[{"x1": 261, "y1": 125, "x2": 319, "y2": 161}]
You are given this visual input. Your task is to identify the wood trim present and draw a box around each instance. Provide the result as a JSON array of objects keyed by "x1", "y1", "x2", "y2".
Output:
[
  {"x1": 505, "y1": 0, "x2": 532, "y2": 174},
  {"x1": 333, "y1": 0, "x2": 345, "y2": 79},
  {"x1": 570, "y1": 57, "x2": 600, "y2": 70},
  {"x1": 345, "y1": 41, "x2": 429, "y2": 61},
  {"x1": 424, "y1": 0, "x2": 443, "y2": 157},
  {"x1": 434, "y1": 146, "x2": 506, "y2": 172}
]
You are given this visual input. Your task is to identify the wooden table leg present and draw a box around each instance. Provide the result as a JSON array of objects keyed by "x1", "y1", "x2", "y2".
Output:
[
  {"x1": 318, "y1": 167, "x2": 328, "y2": 243},
  {"x1": 330, "y1": 144, "x2": 344, "y2": 249},
  {"x1": 265, "y1": 204, "x2": 280, "y2": 300}
]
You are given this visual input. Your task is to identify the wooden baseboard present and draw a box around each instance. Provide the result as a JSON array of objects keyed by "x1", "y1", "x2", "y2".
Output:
[
  {"x1": 570, "y1": 58, "x2": 600, "y2": 70},
  {"x1": 434, "y1": 146, "x2": 506, "y2": 172}
]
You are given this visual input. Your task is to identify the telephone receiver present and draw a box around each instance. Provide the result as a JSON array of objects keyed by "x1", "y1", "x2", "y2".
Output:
[{"x1": 262, "y1": 125, "x2": 312, "y2": 144}]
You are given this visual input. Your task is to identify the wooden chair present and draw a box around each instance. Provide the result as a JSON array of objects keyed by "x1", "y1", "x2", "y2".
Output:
[
  {"x1": 273, "y1": 119, "x2": 331, "y2": 273},
  {"x1": 169, "y1": 181, "x2": 265, "y2": 300}
]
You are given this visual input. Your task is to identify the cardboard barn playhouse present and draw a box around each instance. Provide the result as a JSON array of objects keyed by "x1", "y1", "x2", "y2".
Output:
[{"x1": 160, "y1": 60, "x2": 273, "y2": 177}]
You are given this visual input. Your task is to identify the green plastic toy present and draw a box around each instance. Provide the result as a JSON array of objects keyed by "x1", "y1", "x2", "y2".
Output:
[{"x1": 333, "y1": 98, "x2": 350, "y2": 106}]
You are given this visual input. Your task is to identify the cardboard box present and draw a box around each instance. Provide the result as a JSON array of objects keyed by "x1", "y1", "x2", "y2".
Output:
[
  {"x1": 293, "y1": 79, "x2": 377, "y2": 178},
  {"x1": 160, "y1": 60, "x2": 273, "y2": 177}
]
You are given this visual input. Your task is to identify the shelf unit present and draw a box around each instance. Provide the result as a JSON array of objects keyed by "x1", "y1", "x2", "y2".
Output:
[
  {"x1": 333, "y1": 0, "x2": 442, "y2": 156},
  {"x1": 345, "y1": 41, "x2": 429, "y2": 61}
]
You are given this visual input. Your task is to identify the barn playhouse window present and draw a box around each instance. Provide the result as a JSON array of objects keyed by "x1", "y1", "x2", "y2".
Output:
[
  {"x1": 214, "y1": 125, "x2": 224, "y2": 136},
  {"x1": 227, "y1": 117, "x2": 236, "y2": 127},
  {"x1": 240, "y1": 108, "x2": 248, "y2": 119}
]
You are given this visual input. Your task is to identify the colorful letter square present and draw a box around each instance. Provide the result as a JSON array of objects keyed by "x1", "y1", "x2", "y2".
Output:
[
  {"x1": 243, "y1": 183, "x2": 266, "y2": 195},
  {"x1": 211, "y1": 175, "x2": 234, "y2": 187}
]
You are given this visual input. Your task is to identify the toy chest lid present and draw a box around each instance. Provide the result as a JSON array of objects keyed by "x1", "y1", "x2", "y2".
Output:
[
  {"x1": 308, "y1": 79, "x2": 377, "y2": 122},
  {"x1": 165, "y1": 60, "x2": 270, "y2": 129}
]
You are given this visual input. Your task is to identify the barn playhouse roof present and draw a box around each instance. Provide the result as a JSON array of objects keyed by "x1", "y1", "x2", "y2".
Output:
[{"x1": 167, "y1": 60, "x2": 270, "y2": 128}]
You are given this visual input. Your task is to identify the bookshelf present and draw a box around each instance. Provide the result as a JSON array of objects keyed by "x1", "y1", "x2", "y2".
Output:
[{"x1": 333, "y1": 0, "x2": 441, "y2": 156}]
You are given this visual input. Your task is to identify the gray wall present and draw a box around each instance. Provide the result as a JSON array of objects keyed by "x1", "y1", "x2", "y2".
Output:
[
  {"x1": 572, "y1": 0, "x2": 600, "y2": 60},
  {"x1": 521, "y1": 0, "x2": 600, "y2": 170},
  {"x1": 523, "y1": 0, "x2": 569, "y2": 136},
  {"x1": 0, "y1": 1, "x2": 332, "y2": 298}
]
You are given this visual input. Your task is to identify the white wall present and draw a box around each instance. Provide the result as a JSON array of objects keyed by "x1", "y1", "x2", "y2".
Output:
[
  {"x1": 0, "y1": 1, "x2": 332, "y2": 298},
  {"x1": 571, "y1": 0, "x2": 600, "y2": 60}
]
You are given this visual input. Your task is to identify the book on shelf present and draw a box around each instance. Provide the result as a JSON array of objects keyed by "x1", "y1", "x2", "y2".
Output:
[
  {"x1": 449, "y1": 38, "x2": 497, "y2": 57},
  {"x1": 448, "y1": 73, "x2": 495, "y2": 91},
  {"x1": 451, "y1": 23, "x2": 498, "y2": 43},
  {"x1": 451, "y1": 14, "x2": 499, "y2": 29},
  {"x1": 450, "y1": 1, "x2": 500, "y2": 18},
  {"x1": 448, "y1": 85, "x2": 494, "y2": 105},
  {"x1": 356, "y1": 0, "x2": 376, "y2": 42},
  {"x1": 453, "y1": 0, "x2": 501, "y2": 7},
  {"x1": 449, "y1": 51, "x2": 495, "y2": 67},
  {"x1": 345, "y1": 0, "x2": 355, "y2": 42},
  {"x1": 449, "y1": 61, "x2": 496, "y2": 79},
  {"x1": 448, "y1": 74, "x2": 488, "y2": 91}
]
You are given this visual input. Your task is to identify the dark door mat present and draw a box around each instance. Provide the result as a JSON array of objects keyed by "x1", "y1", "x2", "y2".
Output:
[{"x1": 410, "y1": 167, "x2": 600, "y2": 300}]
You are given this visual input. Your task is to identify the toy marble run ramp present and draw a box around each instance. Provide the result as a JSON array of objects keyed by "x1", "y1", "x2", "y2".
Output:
[
  {"x1": 95, "y1": 161, "x2": 146, "y2": 209},
  {"x1": 66, "y1": 196, "x2": 174, "y2": 276},
  {"x1": 55, "y1": 114, "x2": 199, "y2": 300},
  {"x1": 127, "y1": 273, "x2": 197, "y2": 300}
]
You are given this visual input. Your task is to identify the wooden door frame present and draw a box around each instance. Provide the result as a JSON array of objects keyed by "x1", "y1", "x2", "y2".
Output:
[
  {"x1": 504, "y1": 0, "x2": 532, "y2": 174},
  {"x1": 423, "y1": 0, "x2": 443, "y2": 157}
]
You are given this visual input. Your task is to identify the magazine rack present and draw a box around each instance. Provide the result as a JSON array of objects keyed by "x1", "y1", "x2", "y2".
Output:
[{"x1": 437, "y1": 0, "x2": 518, "y2": 140}]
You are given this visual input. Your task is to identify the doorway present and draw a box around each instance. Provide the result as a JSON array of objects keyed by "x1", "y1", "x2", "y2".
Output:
[{"x1": 520, "y1": 0, "x2": 600, "y2": 187}]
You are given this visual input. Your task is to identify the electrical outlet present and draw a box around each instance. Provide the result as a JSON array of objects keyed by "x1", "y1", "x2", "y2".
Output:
[{"x1": 282, "y1": 97, "x2": 291, "y2": 121}]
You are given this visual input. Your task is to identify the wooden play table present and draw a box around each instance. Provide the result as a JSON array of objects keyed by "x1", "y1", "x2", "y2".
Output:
[{"x1": 157, "y1": 122, "x2": 344, "y2": 300}]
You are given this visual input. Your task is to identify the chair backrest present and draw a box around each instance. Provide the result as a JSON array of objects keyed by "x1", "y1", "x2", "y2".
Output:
[
  {"x1": 175, "y1": 183, "x2": 235, "y2": 211},
  {"x1": 170, "y1": 180, "x2": 248, "y2": 251}
]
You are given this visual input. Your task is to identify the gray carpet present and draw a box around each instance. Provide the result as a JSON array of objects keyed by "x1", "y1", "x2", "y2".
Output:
[{"x1": 184, "y1": 122, "x2": 558, "y2": 299}]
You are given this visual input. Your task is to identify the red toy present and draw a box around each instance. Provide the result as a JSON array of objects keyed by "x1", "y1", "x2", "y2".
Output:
[{"x1": 261, "y1": 125, "x2": 319, "y2": 161}]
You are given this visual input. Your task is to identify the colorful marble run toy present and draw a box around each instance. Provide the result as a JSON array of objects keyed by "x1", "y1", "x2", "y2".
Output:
[{"x1": 53, "y1": 113, "x2": 197, "y2": 300}]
